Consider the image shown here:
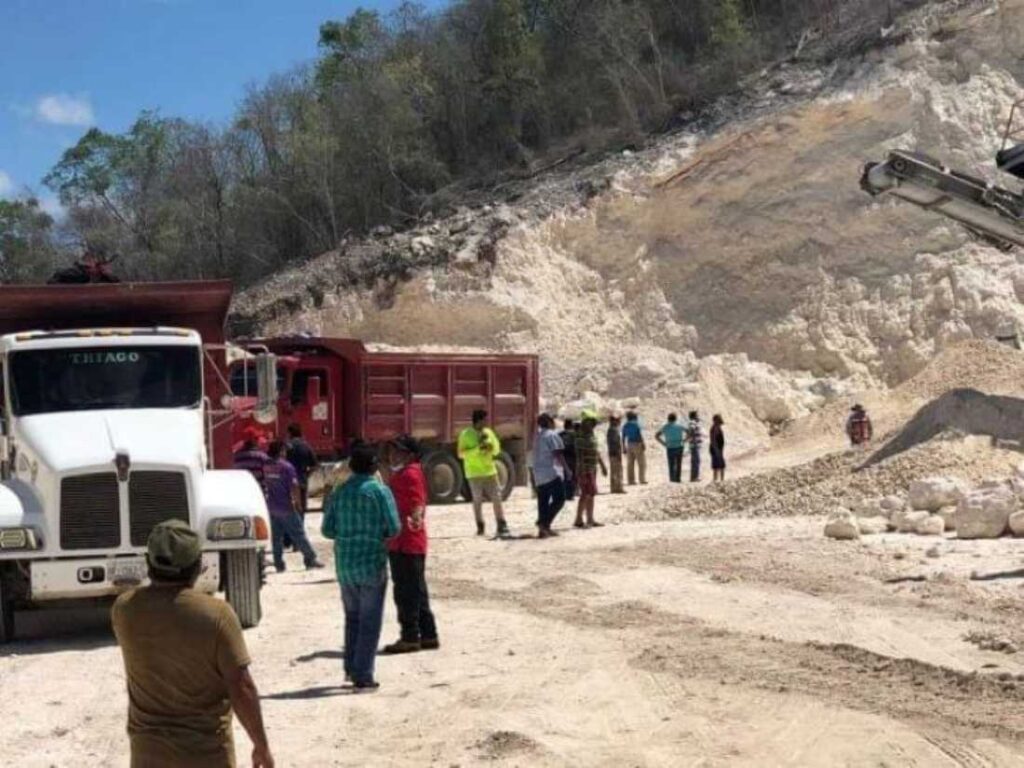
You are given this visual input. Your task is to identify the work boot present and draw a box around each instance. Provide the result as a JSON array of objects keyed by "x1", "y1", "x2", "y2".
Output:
[{"x1": 382, "y1": 639, "x2": 421, "y2": 654}]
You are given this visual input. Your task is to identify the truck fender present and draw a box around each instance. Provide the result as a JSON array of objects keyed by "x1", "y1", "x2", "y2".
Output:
[
  {"x1": 196, "y1": 470, "x2": 270, "y2": 548},
  {"x1": 0, "y1": 479, "x2": 46, "y2": 544}
]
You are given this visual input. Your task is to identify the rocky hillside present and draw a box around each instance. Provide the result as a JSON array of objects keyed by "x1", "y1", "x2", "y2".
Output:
[{"x1": 233, "y1": 0, "x2": 1024, "y2": 450}]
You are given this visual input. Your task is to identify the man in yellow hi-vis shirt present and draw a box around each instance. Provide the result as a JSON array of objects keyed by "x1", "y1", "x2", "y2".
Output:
[{"x1": 458, "y1": 409, "x2": 511, "y2": 538}]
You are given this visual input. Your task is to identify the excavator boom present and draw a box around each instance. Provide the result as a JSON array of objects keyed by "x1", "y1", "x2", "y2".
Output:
[{"x1": 860, "y1": 150, "x2": 1024, "y2": 250}]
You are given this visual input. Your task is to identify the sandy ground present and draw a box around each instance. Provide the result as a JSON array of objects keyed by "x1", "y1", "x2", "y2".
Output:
[{"x1": 5, "y1": 448, "x2": 1024, "y2": 768}]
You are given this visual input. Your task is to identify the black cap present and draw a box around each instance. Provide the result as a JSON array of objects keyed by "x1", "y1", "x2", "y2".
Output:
[{"x1": 389, "y1": 434, "x2": 421, "y2": 457}]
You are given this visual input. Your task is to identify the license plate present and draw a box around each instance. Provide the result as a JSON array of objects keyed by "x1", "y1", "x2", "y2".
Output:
[{"x1": 111, "y1": 557, "x2": 147, "y2": 586}]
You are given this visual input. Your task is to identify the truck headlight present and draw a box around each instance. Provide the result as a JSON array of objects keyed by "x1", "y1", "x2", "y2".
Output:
[
  {"x1": 0, "y1": 527, "x2": 39, "y2": 550},
  {"x1": 208, "y1": 517, "x2": 252, "y2": 541}
]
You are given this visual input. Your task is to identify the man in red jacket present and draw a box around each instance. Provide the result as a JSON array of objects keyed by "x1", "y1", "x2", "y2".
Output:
[{"x1": 382, "y1": 435, "x2": 439, "y2": 654}]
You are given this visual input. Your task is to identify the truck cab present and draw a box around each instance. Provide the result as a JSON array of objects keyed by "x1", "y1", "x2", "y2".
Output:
[{"x1": 0, "y1": 283, "x2": 271, "y2": 643}]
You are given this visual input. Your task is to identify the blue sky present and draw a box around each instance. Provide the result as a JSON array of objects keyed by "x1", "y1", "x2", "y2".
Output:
[{"x1": 0, "y1": 0, "x2": 447, "y2": 211}]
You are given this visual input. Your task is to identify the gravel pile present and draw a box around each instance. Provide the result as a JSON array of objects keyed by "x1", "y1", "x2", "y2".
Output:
[{"x1": 636, "y1": 437, "x2": 1019, "y2": 523}]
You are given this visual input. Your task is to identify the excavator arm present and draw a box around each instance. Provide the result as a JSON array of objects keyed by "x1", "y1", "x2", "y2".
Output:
[
  {"x1": 860, "y1": 150, "x2": 1024, "y2": 250},
  {"x1": 861, "y1": 99, "x2": 1024, "y2": 250}
]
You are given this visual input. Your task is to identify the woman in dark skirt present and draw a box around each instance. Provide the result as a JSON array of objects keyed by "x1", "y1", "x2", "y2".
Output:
[{"x1": 710, "y1": 414, "x2": 726, "y2": 482}]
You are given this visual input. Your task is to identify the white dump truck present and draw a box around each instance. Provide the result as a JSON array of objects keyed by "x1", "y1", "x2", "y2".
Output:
[{"x1": 0, "y1": 280, "x2": 271, "y2": 641}]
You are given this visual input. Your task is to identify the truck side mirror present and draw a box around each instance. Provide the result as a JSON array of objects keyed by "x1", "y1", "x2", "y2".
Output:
[{"x1": 254, "y1": 353, "x2": 278, "y2": 425}]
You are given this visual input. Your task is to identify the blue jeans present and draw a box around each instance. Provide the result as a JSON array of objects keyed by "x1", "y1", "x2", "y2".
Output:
[
  {"x1": 342, "y1": 572, "x2": 388, "y2": 685},
  {"x1": 270, "y1": 512, "x2": 318, "y2": 569},
  {"x1": 667, "y1": 446, "x2": 683, "y2": 483}
]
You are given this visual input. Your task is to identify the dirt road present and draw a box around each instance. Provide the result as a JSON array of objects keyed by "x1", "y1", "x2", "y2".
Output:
[{"x1": 5, "y1": 472, "x2": 1024, "y2": 767}]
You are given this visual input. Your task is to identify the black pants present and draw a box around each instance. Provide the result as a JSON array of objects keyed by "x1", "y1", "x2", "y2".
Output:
[
  {"x1": 388, "y1": 552, "x2": 438, "y2": 643},
  {"x1": 690, "y1": 447, "x2": 701, "y2": 482},
  {"x1": 536, "y1": 478, "x2": 566, "y2": 530},
  {"x1": 667, "y1": 447, "x2": 683, "y2": 483}
]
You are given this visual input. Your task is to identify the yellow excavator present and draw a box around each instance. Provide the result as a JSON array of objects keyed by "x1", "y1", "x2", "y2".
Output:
[{"x1": 861, "y1": 99, "x2": 1024, "y2": 250}]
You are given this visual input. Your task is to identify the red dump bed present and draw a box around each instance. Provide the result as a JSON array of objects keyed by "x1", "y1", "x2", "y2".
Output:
[{"x1": 253, "y1": 337, "x2": 539, "y2": 454}]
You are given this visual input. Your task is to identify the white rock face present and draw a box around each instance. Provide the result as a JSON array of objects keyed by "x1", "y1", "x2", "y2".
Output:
[
  {"x1": 908, "y1": 477, "x2": 966, "y2": 512},
  {"x1": 824, "y1": 510, "x2": 860, "y2": 540},
  {"x1": 914, "y1": 515, "x2": 946, "y2": 536},
  {"x1": 956, "y1": 487, "x2": 1017, "y2": 539},
  {"x1": 857, "y1": 516, "x2": 890, "y2": 535},
  {"x1": 1009, "y1": 510, "x2": 1024, "y2": 537}
]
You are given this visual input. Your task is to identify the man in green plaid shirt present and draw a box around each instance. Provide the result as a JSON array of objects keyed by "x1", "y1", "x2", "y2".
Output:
[{"x1": 322, "y1": 443, "x2": 400, "y2": 692}]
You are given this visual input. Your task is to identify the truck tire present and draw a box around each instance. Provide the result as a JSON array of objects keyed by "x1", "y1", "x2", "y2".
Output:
[
  {"x1": 224, "y1": 549, "x2": 262, "y2": 629},
  {"x1": 423, "y1": 451, "x2": 464, "y2": 504},
  {"x1": 460, "y1": 451, "x2": 516, "y2": 502},
  {"x1": 0, "y1": 578, "x2": 13, "y2": 644}
]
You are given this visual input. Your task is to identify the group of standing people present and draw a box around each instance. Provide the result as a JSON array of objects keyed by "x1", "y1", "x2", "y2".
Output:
[
  {"x1": 599, "y1": 409, "x2": 727, "y2": 488},
  {"x1": 232, "y1": 424, "x2": 439, "y2": 691},
  {"x1": 652, "y1": 411, "x2": 726, "y2": 483}
]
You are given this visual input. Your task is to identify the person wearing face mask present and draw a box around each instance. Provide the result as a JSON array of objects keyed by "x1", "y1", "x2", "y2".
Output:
[{"x1": 381, "y1": 435, "x2": 439, "y2": 654}]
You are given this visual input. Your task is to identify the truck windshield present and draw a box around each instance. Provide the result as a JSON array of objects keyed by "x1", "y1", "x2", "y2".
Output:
[{"x1": 9, "y1": 345, "x2": 202, "y2": 416}]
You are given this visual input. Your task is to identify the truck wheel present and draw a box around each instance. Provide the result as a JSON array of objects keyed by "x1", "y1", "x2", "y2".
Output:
[
  {"x1": 0, "y1": 577, "x2": 14, "y2": 643},
  {"x1": 496, "y1": 451, "x2": 516, "y2": 500},
  {"x1": 224, "y1": 550, "x2": 263, "y2": 629},
  {"x1": 423, "y1": 451, "x2": 464, "y2": 504},
  {"x1": 460, "y1": 451, "x2": 516, "y2": 502}
]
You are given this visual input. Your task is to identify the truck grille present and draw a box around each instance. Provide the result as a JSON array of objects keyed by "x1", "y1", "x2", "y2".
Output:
[
  {"x1": 129, "y1": 471, "x2": 189, "y2": 546},
  {"x1": 60, "y1": 473, "x2": 120, "y2": 550}
]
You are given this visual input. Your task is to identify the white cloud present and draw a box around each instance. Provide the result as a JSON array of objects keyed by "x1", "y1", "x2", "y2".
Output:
[
  {"x1": 35, "y1": 93, "x2": 94, "y2": 127},
  {"x1": 0, "y1": 170, "x2": 13, "y2": 198}
]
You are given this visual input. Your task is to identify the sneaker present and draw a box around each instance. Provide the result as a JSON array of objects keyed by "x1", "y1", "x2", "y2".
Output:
[
  {"x1": 305, "y1": 560, "x2": 326, "y2": 570},
  {"x1": 420, "y1": 638, "x2": 440, "y2": 651},
  {"x1": 496, "y1": 523, "x2": 512, "y2": 539},
  {"x1": 476, "y1": 521, "x2": 486, "y2": 536},
  {"x1": 353, "y1": 681, "x2": 380, "y2": 694},
  {"x1": 382, "y1": 639, "x2": 421, "y2": 654}
]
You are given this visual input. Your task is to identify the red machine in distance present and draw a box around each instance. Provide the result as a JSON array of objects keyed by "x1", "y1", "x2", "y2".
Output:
[{"x1": 227, "y1": 337, "x2": 540, "y2": 503}]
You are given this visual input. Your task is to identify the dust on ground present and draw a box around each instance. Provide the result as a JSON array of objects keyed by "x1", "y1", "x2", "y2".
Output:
[{"x1": 6, "y1": 434, "x2": 1024, "y2": 767}]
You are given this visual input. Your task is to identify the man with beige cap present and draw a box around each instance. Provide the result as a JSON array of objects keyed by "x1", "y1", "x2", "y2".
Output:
[{"x1": 112, "y1": 520, "x2": 274, "y2": 768}]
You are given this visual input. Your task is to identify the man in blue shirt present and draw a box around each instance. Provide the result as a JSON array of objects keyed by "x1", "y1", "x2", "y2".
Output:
[
  {"x1": 622, "y1": 412, "x2": 647, "y2": 485},
  {"x1": 655, "y1": 413, "x2": 686, "y2": 483}
]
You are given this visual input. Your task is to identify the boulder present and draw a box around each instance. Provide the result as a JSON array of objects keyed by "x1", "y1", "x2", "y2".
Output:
[
  {"x1": 895, "y1": 509, "x2": 930, "y2": 533},
  {"x1": 824, "y1": 511, "x2": 860, "y2": 541},
  {"x1": 879, "y1": 495, "x2": 906, "y2": 513},
  {"x1": 853, "y1": 497, "x2": 885, "y2": 518},
  {"x1": 937, "y1": 505, "x2": 957, "y2": 531},
  {"x1": 914, "y1": 515, "x2": 945, "y2": 536},
  {"x1": 857, "y1": 516, "x2": 889, "y2": 535},
  {"x1": 956, "y1": 487, "x2": 1016, "y2": 539},
  {"x1": 908, "y1": 477, "x2": 966, "y2": 512},
  {"x1": 1009, "y1": 510, "x2": 1024, "y2": 537}
]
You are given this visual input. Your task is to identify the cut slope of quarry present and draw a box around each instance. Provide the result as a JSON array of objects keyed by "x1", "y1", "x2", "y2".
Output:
[{"x1": 234, "y1": 0, "x2": 1024, "y2": 451}]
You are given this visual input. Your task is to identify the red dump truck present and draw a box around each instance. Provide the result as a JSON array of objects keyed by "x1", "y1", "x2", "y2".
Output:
[{"x1": 227, "y1": 337, "x2": 540, "y2": 503}]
